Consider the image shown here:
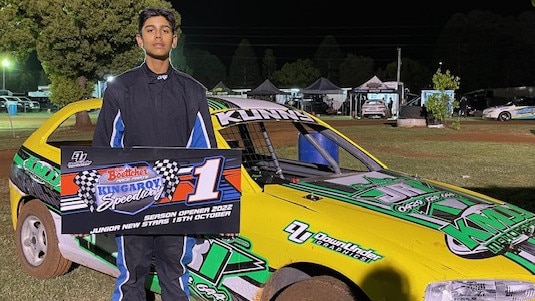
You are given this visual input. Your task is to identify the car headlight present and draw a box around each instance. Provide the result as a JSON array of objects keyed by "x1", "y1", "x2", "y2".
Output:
[{"x1": 424, "y1": 280, "x2": 535, "y2": 301}]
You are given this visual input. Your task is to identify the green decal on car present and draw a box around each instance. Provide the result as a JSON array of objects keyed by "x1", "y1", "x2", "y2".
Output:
[
  {"x1": 285, "y1": 172, "x2": 535, "y2": 274},
  {"x1": 188, "y1": 236, "x2": 271, "y2": 301},
  {"x1": 14, "y1": 149, "x2": 61, "y2": 191}
]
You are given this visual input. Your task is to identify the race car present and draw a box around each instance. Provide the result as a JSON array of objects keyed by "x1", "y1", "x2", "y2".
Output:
[
  {"x1": 9, "y1": 96, "x2": 535, "y2": 301},
  {"x1": 482, "y1": 97, "x2": 535, "y2": 121}
]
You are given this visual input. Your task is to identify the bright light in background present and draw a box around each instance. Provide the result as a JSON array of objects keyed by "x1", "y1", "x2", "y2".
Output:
[
  {"x1": 2, "y1": 58, "x2": 10, "y2": 90},
  {"x1": 95, "y1": 74, "x2": 115, "y2": 98}
]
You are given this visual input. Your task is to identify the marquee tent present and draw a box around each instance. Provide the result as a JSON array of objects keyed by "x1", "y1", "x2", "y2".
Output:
[
  {"x1": 351, "y1": 75, "x2": 399, "y2": 118},
  {"x1": 352, "y1": 75, "x2": 395, "y2": 93},
  {"x1": 300, "y1": 77, "x2": 343, "y2": 94},
  {"x1": 299, "y1": 77, "x2": 345, "y2": 112},
  {"x1": 247, "y1": 79, "x2": 289, "y2": 96},
  {"x1": 210, "y1": 81, "x2": 232, "y2": 94}
]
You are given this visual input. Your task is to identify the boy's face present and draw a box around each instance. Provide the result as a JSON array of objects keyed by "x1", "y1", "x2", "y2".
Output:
[{"x1": 136, "y1": 16, "x2": 177, "y2": 60}]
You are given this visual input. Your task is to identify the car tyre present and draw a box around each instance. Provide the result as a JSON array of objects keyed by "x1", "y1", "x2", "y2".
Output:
[
  {"x1": 273, "y1": 275, "x2": 356, "y2": 301},
  {"x1": 15, "y1": 200, "x2": 72, "y2": 279},
  {"x1": 498, "y1": 111, "x2": 511, "y2": 121}
]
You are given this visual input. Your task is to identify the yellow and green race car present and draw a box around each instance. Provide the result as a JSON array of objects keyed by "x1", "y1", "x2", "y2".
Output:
[{"x1": 9, "y1": 96, "x2": 535, "y2": 301}]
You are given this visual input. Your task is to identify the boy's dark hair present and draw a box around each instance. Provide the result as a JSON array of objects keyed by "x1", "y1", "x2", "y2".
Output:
[{"x1": 138, "y1": 7, "x2": 176, "y2": 33}]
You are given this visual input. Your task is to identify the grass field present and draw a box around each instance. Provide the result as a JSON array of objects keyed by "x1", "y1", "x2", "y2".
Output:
[{"x1": 0, "y1": 112, "x2": 534, "y2": 300}]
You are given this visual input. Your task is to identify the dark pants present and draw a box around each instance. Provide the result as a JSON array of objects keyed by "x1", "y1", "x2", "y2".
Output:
[{"x1": 112, "y1": 234, "x2": 194, "y2": 301}]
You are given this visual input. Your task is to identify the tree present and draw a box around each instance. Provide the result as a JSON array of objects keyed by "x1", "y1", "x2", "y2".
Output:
[
  {"x1": 171, "y1": 34, "x2": 193, "y2": 74},
  {"x1": 271, "y1": 59, "x2": 320, "y2": 88},
  {"x1": 435, "y1": 10, "x2": 535, "y2": 92},
  {"x1": 0, "y1": 0, "x2": 175, "y2": 124},
  {"x1": 186, "y1": 49, "x2": 227, "y2": 89},
  {"x1": 49, "y1": 74, "x2": 91, "y2": 125},
  {"x1": 397, "y1": 58, "x2": 432, "y2": 95},
  {"x1": 338, "y1": 54, "x2": 375, "y2": 87},
  {"x1": 314, "y1": 35, "x2": 344, "y2": 85},
  {"x1": 0, "y1": 3, "x2": 35, "y2": 63},
  {"x1": 228, "y1": 39, "x2": 262, "y2": 89},
  {"x1": 262, "y1": 49, "x2": 277, "y2": 80},
  {"x1": 378, "y1": 58, "x2": 433, "y2": 94},
  {"x1": 425, "y1": 68, "x2": 460, "y2": 126}
]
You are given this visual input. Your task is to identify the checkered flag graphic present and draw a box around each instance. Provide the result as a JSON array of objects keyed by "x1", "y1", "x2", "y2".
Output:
[
  {"x1": 74, "y1": 169, "x2": 100, "y2": 212},
  {"x1": 153, "y1": 159, "x2": 180, "y2": 200}
]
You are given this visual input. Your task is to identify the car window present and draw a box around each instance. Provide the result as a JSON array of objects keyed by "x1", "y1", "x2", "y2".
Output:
[
  {"x1": 218, "y1": 119, "x2": 379, "y2": 186},
  {"x1": 47, "y1": 109, "x2": 99, "y2": 147}
]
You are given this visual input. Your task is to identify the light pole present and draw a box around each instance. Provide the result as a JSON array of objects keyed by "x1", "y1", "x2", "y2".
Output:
[{"x1": 2, "y1": 59, "x2": 10, "y2": 90}]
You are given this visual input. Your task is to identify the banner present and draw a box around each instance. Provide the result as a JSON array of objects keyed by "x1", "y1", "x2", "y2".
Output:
[{"x1": 60, "y1": 146, "x2": 241, "y2": 235}]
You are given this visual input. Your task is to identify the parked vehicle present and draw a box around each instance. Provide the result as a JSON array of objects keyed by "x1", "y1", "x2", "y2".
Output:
[
  {"x1": 0, "y1": 95, "x2": 41, "y2": 112},
  {"x1": 482, "y1": 97, "x2": 535, "y2": 121},
  {"x1": 9, "y1": 97, "x2": 535, "y2": 301},
  {"x1": 360, "y1": 99, "x2": 390, "y2": 118},
  {"x1": 29, "y1": 96, "x2": 57, "y2": 111},
  {"x1": 13, "y1": 96, "x2": 41, "y2": 112},
  {"x1": 0, "y1": 95, "x2": 18, "y2": 112}
]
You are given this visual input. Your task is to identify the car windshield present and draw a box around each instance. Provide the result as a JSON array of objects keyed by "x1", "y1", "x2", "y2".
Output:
[{"x1": 364, "y1": 100, "x2": 383, "y2": 105}]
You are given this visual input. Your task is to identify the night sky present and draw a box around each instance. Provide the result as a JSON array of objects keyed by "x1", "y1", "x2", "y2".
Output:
[{"x1": 170, "y1": 1, "x2": 535, "y2": 67}]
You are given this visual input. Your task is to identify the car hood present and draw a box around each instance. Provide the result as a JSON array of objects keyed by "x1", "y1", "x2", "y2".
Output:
[{"x1": 265, "y1": 170, "x2": 535, "y2": 276}]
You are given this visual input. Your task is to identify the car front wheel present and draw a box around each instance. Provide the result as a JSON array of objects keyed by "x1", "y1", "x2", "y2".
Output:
[
  {"x1": 498, "y1": 111, "x2": 511, "y2": 121},
  {"x1": 15, "y1": 200, "x2": 72, "y2": 279}
]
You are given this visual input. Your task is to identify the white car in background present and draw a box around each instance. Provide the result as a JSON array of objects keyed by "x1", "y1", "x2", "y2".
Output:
[
  {"x1": 0, "y1": 95, "x2": 41, "y2": 112},
  {"x1": 360, "y1": 99, "x2": 390, "y2": 119},
  {"x1": 482, "y1": 97, "x2": 535, "y2": 121},
  {"x1": 14, "y1": 96, "x2": 41, "y2": 112}
]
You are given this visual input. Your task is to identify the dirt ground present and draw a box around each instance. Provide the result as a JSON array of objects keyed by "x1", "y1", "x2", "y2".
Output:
[{"x1": 0, "y1": 149, "x2": 14, "y2": 179}]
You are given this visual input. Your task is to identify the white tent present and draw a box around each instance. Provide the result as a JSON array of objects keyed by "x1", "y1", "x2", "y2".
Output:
[
  {"x1": 353, "y1": 75, "x2": 395, "y2": 93},
  {"x1": 351, "y1": 76, "x2": 399, "y2": 118}
]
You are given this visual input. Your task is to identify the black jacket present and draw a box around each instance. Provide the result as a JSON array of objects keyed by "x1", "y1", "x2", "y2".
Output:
[{"x1": 93, "y1": 63, "x2": 216, "y2": 148}]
